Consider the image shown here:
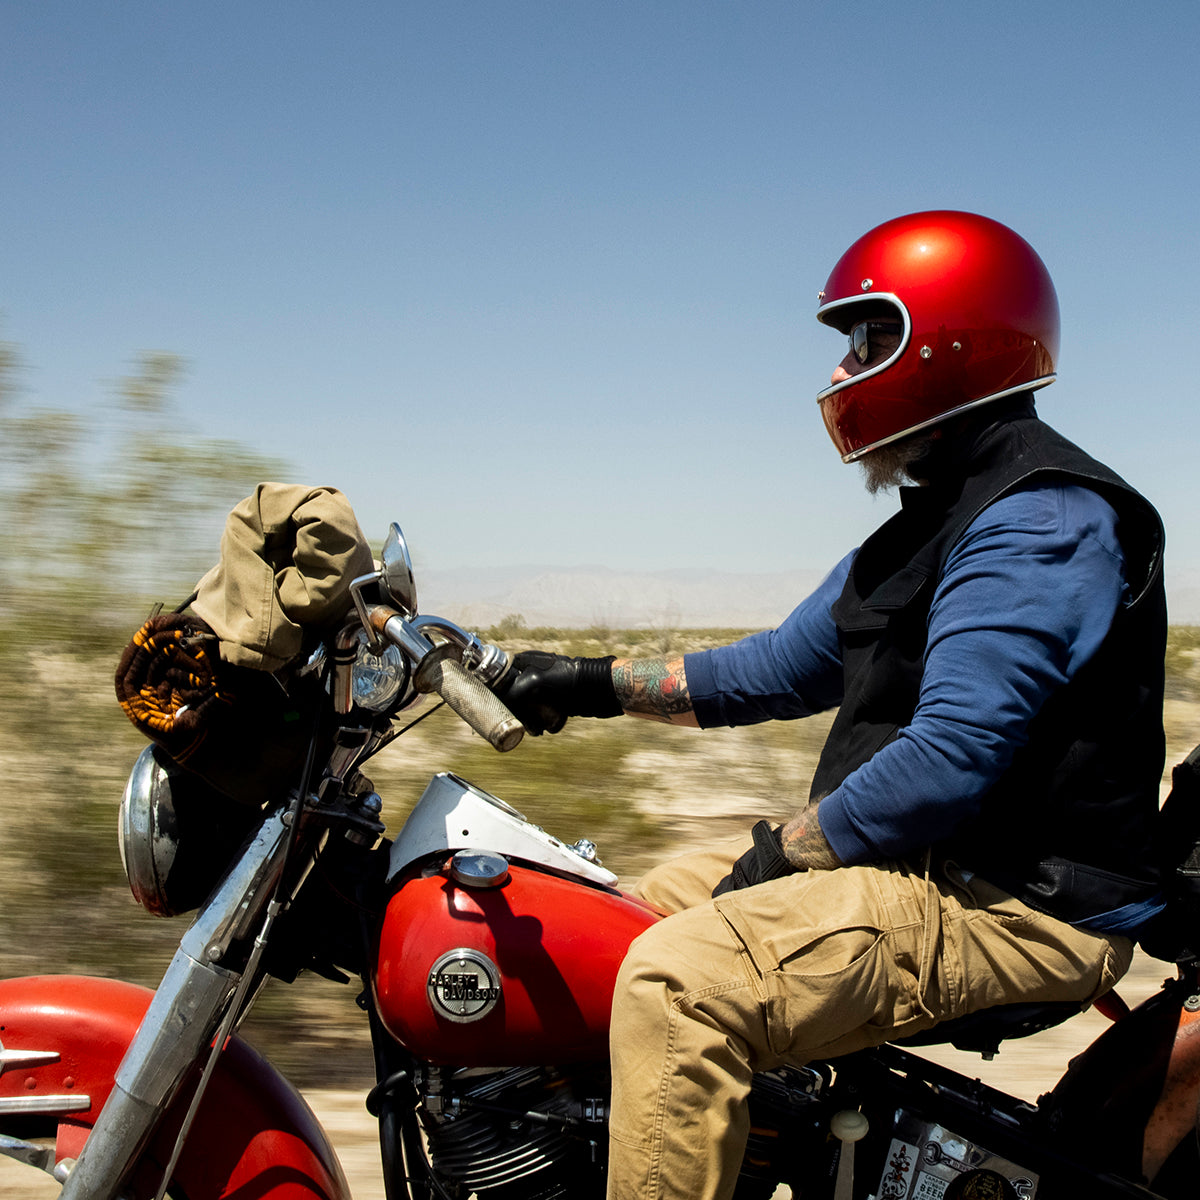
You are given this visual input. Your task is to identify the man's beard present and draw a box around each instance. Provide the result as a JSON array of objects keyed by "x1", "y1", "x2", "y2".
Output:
[{"x1": 858, "y1": 433, "x2": 939, "y2": 494}]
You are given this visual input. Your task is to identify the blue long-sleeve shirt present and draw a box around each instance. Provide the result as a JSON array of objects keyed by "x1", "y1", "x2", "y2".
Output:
[{"x1": 685, "y1": 483, "x2": 1161, "y2": 933}]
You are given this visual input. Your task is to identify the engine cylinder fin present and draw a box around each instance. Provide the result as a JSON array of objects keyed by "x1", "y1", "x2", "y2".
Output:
[{"x1": 420, "y1": 1065, "x2": 607, "y2": 1199}]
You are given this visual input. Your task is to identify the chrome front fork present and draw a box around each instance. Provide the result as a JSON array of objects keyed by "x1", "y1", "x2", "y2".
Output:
[{"x1": 57, "y1": 810, "x2": 294, "y2": 1200}]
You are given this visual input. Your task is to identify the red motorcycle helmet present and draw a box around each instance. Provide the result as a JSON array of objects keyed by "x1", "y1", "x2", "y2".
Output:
[{"x1": 816, "y1": 211, "x2": 1060, "y2": 461}]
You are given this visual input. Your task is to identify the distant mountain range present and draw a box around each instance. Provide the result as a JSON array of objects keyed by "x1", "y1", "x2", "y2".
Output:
[{"x1": 418, "y1": 564, "x2": 1200, "y2": 630}]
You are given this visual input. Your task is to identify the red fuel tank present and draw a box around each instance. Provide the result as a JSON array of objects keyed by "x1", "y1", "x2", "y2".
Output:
[{"x1": 373, "y1": 860, "x2": 661, "y2": 1065}]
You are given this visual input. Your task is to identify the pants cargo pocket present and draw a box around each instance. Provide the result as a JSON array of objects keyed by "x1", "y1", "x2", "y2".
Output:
[
  {"x1": 712, "y1": 863, "x2": 934, "y2": 1064},
  {"x1": 760, "y1": 924, "x2": 928, "y2": 1062}
]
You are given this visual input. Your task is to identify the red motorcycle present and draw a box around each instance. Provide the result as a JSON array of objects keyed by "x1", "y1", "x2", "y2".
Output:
[{"x1": 2, "y1": 523, "x2": 1200, "y2": 1199}]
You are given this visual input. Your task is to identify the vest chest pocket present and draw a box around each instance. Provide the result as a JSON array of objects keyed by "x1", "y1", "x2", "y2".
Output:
[{"x1": 832, "y1": 564, "x2": 932, "y2": 633}]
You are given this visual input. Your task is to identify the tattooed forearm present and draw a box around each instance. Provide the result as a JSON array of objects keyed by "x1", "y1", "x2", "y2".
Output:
[
  {"x1": 611, "y1": 657, "x2": 699, "y2": 726},
  {"x1": 780, "y1": 803, "x2": 843, "y2": 871}
]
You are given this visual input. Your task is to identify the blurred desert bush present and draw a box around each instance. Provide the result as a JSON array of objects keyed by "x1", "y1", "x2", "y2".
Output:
[{"x1": 0, "y1": 342, "x2": 283, "y2": 992}]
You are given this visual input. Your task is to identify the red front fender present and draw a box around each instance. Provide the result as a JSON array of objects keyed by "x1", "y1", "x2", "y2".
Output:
[{"x1": 0, "y1": 974, "x2": 353, "y2": 1199}]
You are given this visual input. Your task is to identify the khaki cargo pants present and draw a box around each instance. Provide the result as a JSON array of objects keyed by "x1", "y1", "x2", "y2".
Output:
[{"x1": 607, "y1": 834, "x2": 1132, "y2": 1200}]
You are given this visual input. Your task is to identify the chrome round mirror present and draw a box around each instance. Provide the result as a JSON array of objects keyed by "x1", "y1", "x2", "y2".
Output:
[{"x1": 381, "y1": 523, "x2": 418, "y2": 615}]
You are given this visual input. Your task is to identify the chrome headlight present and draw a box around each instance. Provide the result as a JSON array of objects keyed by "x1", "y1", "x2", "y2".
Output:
[
  {"x1": 350, "y1": 631, "x2": 410, "y2": 712},
  {"x1": 118, "y1": 744, "x2": 255, "y2": 917}
]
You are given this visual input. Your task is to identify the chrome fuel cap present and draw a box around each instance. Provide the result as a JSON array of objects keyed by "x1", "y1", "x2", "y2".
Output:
[{"x1": 450, "y1": 850, "x2": 510, "y2": 888}]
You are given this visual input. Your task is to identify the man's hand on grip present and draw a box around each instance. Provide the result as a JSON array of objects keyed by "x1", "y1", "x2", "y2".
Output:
[{"x1": 495, "y1": 651, "x2": 622, "y2": 736}]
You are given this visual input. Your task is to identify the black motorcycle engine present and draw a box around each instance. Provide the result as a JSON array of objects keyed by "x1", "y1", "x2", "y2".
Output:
[
  {"x1": 419, "y1": 1064, "x2": 610, "y2": 1200},
  {"x1": 416, "y1": 1062, "x2": 825, "y2": 1200}
]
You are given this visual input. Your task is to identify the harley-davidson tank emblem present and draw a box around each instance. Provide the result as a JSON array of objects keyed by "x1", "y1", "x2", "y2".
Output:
[{"x1": 427, "y1": 949, "x2": 502, "y2": 1022}]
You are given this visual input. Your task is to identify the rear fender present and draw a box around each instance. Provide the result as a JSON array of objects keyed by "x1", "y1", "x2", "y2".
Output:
[
  {"x1": 1142, "y1": 991, "x2": 1200, "y2": 1184},
  {"x1": 1043, "y1": 976, "x2": 1200, "y2": 1189},
  {"x1": 0, "y1": 974, "x2": 352, "y2": 1199}
]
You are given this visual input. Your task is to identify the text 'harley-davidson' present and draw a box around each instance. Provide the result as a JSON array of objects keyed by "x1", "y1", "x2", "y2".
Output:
[{"x1": 2, "y1": 521, "x2": 1200, "y2": 1200}]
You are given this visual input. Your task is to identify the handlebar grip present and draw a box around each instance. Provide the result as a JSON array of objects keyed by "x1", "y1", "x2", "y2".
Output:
[{"x1": 415, "y1": 654, "x2": 525, "y2": 753}]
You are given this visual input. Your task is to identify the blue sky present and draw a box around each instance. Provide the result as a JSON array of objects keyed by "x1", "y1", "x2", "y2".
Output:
[{"x1": 4, "y1": 2, "x2": 1199, "y2": 591}]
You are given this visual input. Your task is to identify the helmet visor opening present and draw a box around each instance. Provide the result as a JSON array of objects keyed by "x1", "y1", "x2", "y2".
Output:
[{"x1": 816, "y1": 293, "x2": 910, "y2": 405}]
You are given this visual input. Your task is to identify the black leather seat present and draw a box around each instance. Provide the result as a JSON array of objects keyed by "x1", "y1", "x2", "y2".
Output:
[{"x1": 893, "y1": 1000, "x2": 1085, "y2": 1058}]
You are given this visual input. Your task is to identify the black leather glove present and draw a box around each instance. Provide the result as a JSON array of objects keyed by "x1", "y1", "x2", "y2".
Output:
[
  {"x1": 495, "y1": 652, "x2": 623, "y2": 736},
  {"x1": 711, "y1": 820, "x2": 797, "y2": 896}
]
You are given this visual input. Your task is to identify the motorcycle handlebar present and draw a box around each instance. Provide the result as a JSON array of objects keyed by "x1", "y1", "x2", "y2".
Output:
[
  {"x1": 415, "y1": 652, "x2": 525, "y2": 753},
  {"x1": 367, "y1": 605, "x2": 524, "y2": 753}
]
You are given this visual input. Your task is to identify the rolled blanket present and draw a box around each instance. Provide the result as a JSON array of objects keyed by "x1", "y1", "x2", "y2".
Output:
[{"x1": 114, "y1": 613, "x2": 227, "y2": 763}]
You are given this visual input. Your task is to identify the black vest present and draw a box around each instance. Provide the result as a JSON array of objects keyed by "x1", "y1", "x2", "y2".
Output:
[{"x1": 811, "y1": 405, "x2": 1167, "y2": 923}]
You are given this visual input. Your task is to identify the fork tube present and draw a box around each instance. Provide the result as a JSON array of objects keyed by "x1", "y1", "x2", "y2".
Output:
[
  {"x1": 55, "y1": 948, "x2": 239, "y2": 1199},
  {"x1": 57, "y1": 810, "x2": 294, "y2": 1200}
]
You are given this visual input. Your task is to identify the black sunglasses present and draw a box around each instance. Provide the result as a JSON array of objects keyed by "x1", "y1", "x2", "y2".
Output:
[{"x1": 850, "y1": 320, "x2": 903, "y2": 365}]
